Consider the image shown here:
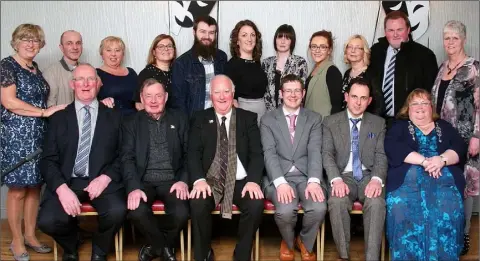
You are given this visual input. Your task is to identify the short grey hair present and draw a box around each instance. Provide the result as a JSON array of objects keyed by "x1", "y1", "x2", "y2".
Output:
[
  {"x1": 71, "y1": 63, "x2": 98, "y2": 79},
  {"x1": 209, "y1": 74, "x2": 235, "y2": 92},
  {"x1": 443, "y1": 20, "x2": 466, "y2": 39}
]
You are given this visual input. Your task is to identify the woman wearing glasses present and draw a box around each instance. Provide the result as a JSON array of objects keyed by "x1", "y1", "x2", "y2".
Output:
[
  {"x1": 1, "y1": 24, "x2": 66, "y2": 261},
  {"x1": 304, "y1": 30, "x2": 343, "y2": 117},
  {"x1": 134, "y1": 34, "x2": 177, "y2": 110},
  {"x1": 261, "y1": 24, "x2": 308, "y2": 111},
  {"x1": 430, "y1": 20, "x2": 479, "y2": 255},
  {"x1": 97, "y1": 36, "x2": 138, "y2": 116},
  {"x1": 385, "y1": 89, "x2": 466, "y2": 260},
  {"x1": 341, "y1": 34, "x2": 383, "y2": 115}
]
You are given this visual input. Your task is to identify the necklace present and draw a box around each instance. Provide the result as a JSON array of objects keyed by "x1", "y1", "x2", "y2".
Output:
[
  {"x1": 447, "y1": 58, "x2": 465, "y2": 74},
  {"x1": 25, "y1": 63, "x2": 35, "y2": 71}
]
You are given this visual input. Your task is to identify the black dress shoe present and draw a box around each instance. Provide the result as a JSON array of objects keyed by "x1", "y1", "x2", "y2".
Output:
[
  {"x1": 62, "y1": 252, "x2": 79, "y2": 261},
  {"x1": 91, "y1": 253, "x2": 107, "y2": 261},
  {"x1": 138, "y1": 244, "x2": 159, "y2": 261},
  {"x1": 162, "y1": 247, "x2": 177, "y2": 261},
  {"x1": 205, "y1": 248, "x2": 214, "y2": 261}
]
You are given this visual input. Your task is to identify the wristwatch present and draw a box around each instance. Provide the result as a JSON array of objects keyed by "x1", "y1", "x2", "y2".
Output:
[{"x1": 440, "y1": 155, "x2": 447, "y2": 166}]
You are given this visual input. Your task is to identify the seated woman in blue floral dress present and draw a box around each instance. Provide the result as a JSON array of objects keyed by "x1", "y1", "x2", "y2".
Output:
[{"x1": 384, "y1": 89, "x2": 467, "y2": 261}]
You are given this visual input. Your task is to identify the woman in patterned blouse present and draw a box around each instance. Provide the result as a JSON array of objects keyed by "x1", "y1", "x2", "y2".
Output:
[{"x1": 261, "y1": 24, "x2": 308, "y2": 111}]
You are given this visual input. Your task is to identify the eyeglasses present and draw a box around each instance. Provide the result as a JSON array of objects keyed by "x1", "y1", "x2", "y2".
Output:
[
  {"x1": 156, "y1": 44, "x2": 175, "y2": 50},
  {"x1": 73, "y1": 77, "x2": 97, "y2": 85},
  {"x1": 20, "y1": 38, "x2": 41, "y2": 45},
  {"x1": 282, "y1": 89, "x2": 303, "y2": 95},
  {"x1": 409, "y1": 101, "x2": 431, "y2": 107},
  {"x1": 309, "y1": 44, "x2": 329, "y2": 51},
  {"x1": 346, "y1": 45, "x2": 364, "y2": 52}
]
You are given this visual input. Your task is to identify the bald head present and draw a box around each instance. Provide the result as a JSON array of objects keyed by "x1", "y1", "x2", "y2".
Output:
[
  {"x1": 70, "y1": 63, "x2": 100, "y2": 104},
  {"x1": 210, "y1": 74, "x2": 235, "y2": 93},
  {"x1": 60, "y1": 30, "x2": 83, "y2": 64}
]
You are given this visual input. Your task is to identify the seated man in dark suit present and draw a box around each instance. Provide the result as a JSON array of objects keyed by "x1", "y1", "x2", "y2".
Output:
[
  {"x1": 122, "y1": 78, "x2": 190, "y2": 261},
  {"x1": 38, "y1": 63, "x2": 126, "y2": 261},
  {"x1": 322, "y1": 77, "x2": 387, "y2": 261},
  {"x1": 261, "y1": 74, "x2": 326, "y2": 261},
  {"x1": 188, "y1": 75, "x2": 265, "y2": 261}
]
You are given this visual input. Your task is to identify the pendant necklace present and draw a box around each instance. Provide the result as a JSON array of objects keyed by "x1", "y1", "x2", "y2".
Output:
[{"x1": 447, "y1": 58, "x2": 465, "y2": 74}]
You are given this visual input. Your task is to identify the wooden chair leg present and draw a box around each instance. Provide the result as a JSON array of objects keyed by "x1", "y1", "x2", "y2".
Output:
[
  {"x1": 115, "y1": 231, "x2": 119, "y2": 261},
  {"x1": 320, "y1": 221, "x2": 325, "y2": 261},
  {"x1": 53, "y1": 240, "x2": 58, "y2": 261},
  {"x1": 180, "y1": 229, "x2": 185, "y2": 261},
  {"x1": 255, "y1": 229, "x2": 259, "y2": 261},
  {"x1": 119, "y1": 226, "x2": 124, "y2": 261},
  {"x1": 381, "y1": 232, "x2": 386, "y2": 261},
  {"x1": 187, "y1": 219, "x2": 191, "y2": 261}
]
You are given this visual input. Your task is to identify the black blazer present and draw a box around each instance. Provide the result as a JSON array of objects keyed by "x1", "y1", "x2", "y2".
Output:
[
  {"x1": 368, "y1": 36, "x2": 438, "y2": 117},
  {"x1": 121, "y1": 109, "x2": 189, "y2": 194},
  {"x1": 188, "y1": 108, "x2": 264, "y2": 186},
  {"x1": 40, "y1": 102, "x2": 123, "y2": 195}
]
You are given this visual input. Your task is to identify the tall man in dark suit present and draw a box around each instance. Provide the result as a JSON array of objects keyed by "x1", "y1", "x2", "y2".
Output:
[
  {"x1": 188, "y1": 75, "x2": 264, "y2": 261},
  {"x1": 38, "y1": 64, "x2": 126, "y2": 261},
  {"x1": 368, "y1": 11, "x2": 438, "y2": 126},
  {"x1": 261, "y1": 74, "x2": 326, "y2": 261},
  {"x1": 322, "y1": 78, "x2": 388, "y2": 261},
  {"x1": 122, "y1": 78, "x2": 190, "y2": 261}
]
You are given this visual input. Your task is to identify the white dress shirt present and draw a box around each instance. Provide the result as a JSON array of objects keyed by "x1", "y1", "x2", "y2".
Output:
[
  {"x1": 193, "y1": 109, "x2": 248, "y2": 186},
  {"x1": 272, "y1": 106, "x2": 321, "y2": 188},
  {"x1": 330, "y1": 110, "x2": 383, "y2": 186}
]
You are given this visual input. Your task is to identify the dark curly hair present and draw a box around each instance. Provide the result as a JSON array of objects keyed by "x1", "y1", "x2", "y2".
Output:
[{"x1": 229, "y1": 20, "x2": 263, "y2": 62}]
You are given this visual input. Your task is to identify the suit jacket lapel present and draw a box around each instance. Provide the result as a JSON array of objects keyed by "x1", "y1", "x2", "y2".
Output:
[
  {"x1": 275, "y1": 108, "x2": 292, "y2": 150},
  {"x1": 206, "y1": 109, "x2": 218, "y2": 146},
  {"x1": 90, "y1": 104, "x2": 104, "y2": 159},
  {"x1": 292, "y1": 108, "x2": 306, "y2": 153},
  {"x1": 138, "y1": 112, "x2": 150, "y2": 173},
  {"x1": 67, "y1": 104, "x2": 79, "y2": 171},
  {"x1": 340, "y1": 111, "x2": 351, "y2": 152},
  {"x1": 359, "y1": 113, "x2": 370, "y2": 158}
]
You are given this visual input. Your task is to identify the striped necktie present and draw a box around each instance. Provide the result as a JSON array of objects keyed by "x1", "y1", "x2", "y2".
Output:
[
  {"x1": 73, "y1": 105, "x2": 91, "y2": 177},
  {"x1": 383, "y1": 49, "x2": 398, "y2": 117}
]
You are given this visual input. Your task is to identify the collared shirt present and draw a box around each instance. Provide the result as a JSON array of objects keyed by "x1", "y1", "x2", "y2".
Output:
[
  {"x1": 199, "y1": 56, "x2": 214, "y2": 109},
  {"x1": 272, "y1": 106, "x2": 321, "y2": 188},
  {"x1": 330, "y1": 110, "x2": 383, "y2": 186},
  {"x1": 73, "y1": 99, "x2": 99, "y2": 176}
]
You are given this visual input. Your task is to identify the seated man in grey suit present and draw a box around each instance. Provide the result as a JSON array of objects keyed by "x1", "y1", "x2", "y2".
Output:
[
  {"x1": 261, "y1": 74, "x2": 327, "y2": 261},
  {"x1": 322, "y1": 77, "x2": 387, "y2": 261}
]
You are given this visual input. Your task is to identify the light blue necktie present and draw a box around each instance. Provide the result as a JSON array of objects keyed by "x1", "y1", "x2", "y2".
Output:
[
  {"x1": 350, "y1": 118, "x2": 362, "y2": 181},
  {"x1": 73, "y1": 105, "x2": 91, "y2": 177}
]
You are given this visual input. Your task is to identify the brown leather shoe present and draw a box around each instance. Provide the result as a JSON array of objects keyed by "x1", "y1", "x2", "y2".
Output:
[
  {"x1": 279, "y1": 240, "x2": 294, "y2": 261},
  {"x1": 295, "y1": 237, "x2": 316, "y2": 261}
]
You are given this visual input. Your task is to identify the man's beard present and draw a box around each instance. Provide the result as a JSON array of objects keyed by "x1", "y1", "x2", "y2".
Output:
[{"x1": 193, "y1": 37, "x2": 217, "y2": 59}]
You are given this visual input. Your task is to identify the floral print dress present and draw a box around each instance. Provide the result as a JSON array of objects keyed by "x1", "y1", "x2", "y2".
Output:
[
  {"x1": 432, "y1": 57, "x2": 480, "y2": 197},
  {"x1": 1, "y1": 56, "x2": 49, "y2": 187}
]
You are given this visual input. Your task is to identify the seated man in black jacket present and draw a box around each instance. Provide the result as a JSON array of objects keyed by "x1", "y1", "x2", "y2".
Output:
[{"x1": 121, "y1": 78, "x2": 190, "y2": 261}]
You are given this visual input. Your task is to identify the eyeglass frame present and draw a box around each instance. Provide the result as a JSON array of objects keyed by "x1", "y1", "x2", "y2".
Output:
[
  {"x1": 20, "y1": 38, "x2": 41, "y2": 45},
  {"x1": 346, "y1": 45, "x2": 364, "y2": 52},
  {"x1": 72, "y1": 76, "x2": 98, "y2": 85},
  {"x1": 409, "y1": 101, "x2": 431, "y2": 107},
  {"x1": 309, "y1": 44, "x2": 329, "y2": 52},
  {"x1": 155, "y1": 44, "x2": 175, "y2": 51}
]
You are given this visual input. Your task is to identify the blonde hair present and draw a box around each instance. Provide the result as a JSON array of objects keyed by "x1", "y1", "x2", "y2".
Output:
[
  {"x1": 99, "y1": 36, "x2": 125, "y2": 56},
  {"x1": 396, "y1": 88, "x2": 440, "y2": 120},
  {"x1": 146, "y1": 34, "x2": 177, "y2": 65},
  {"x1": 343, "y1": 34, "x2": 370, "y2": 66},
  {"x1": 10, "y1": 23, "x2": 46, "y2": 50}
]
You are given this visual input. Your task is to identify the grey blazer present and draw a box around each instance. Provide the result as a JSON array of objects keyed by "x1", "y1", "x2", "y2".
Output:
[
  {"x1": 260, "y1": 107, "x2": 323, "y2": 188},
  {"x1": 322, "y1": 110, "x2": 387, "y2": 183}
]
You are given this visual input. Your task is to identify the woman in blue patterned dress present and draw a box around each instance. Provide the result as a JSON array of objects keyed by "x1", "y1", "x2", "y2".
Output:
[
  {"x1": 1, "y1": 24, "x2": 66, "y2": 260},
  {"x1": 384, "y1": 89, "x2": 466, "y2": 261}
]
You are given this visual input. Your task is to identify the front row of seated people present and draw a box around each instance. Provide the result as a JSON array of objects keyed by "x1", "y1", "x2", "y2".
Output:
[{"x1": 38, "y1": 63, "x2": 467, "y2": 261}]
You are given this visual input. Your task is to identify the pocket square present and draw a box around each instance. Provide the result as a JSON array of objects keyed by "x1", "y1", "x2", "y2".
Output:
[
  {"x1": 170, "y1": 125, "x2": 175, "y2": 129},
  {"x1": 209, "y1": 120, "x2": 214, "y2": 123},
  {"x1": 368, "y1": 132, "x2": 375, "y2": 139}
]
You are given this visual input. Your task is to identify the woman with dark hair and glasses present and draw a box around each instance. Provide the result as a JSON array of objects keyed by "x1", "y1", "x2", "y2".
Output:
[
  {"x1": 134, "y1": 34, "x2": 177, "y2": 110},
  {"x1": 261, "y1": 24, "x2": 308, "y2": 111},
  {"x1": 304, "y1": 30, "x2": 343, "y2": 117},
  {"x1": 225, "y1": 19, "x2": 268, "y2": 123}
]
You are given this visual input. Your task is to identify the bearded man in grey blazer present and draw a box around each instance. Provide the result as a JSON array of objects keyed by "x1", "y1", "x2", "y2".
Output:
[
  {"x1": 261, "y1": 74, "x2": 326, "y2": 261},
  {"x1": 323, "y1": 77, "x2": 387, "y2": 261}
]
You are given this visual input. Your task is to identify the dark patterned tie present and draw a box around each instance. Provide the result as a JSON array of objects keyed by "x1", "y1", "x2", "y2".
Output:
[
  {"x1": 74, "y1": 105, "x2": 91, "y2": 177},
  {"x1": 350, "y1": 118, "x2": 362, "y2": 181},
  {"x1": 218, "y1": 116, "x2": 228, "y2": 190},
  {"x1": 383, "y1": 49, "x2": 398, "y2": 117}
]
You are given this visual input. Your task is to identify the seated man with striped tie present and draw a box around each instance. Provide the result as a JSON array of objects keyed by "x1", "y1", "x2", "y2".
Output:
[
  {"x1": 260, "y1": 74, "x2": 326, "y2": 261},
  {"x1": 188, "y1": 75, "x2": 265, "y2": 261},
  {"x1": 38, "y1": 63, "x2": 126, "y2": 261},
  {"x1": 322, "y1": 77, "x2": 387, "y2": 261}
]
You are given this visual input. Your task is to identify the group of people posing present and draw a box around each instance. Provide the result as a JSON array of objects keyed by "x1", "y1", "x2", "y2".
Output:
[{"x1": 1, "y1": 9, "x2": 478, "y2": 261}]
